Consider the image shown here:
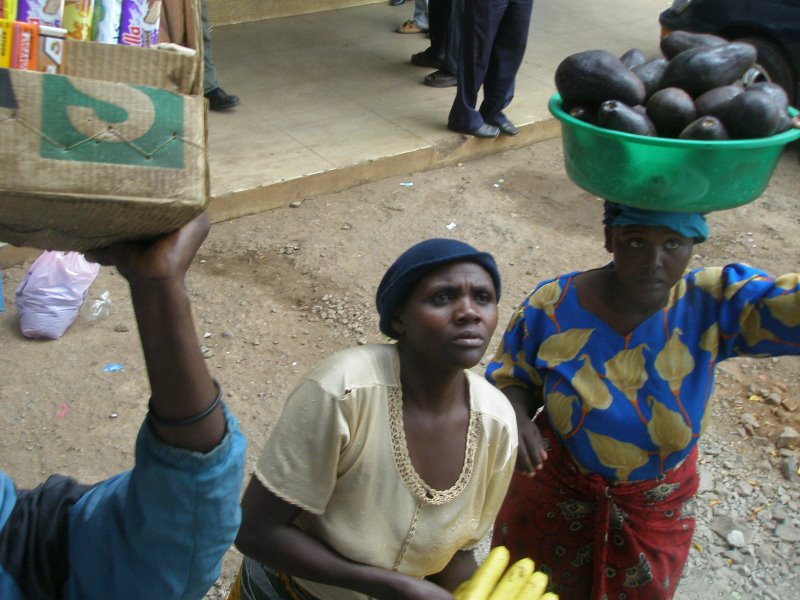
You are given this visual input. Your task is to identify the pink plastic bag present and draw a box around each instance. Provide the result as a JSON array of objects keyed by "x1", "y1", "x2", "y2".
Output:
[{"x1": 15, "y1": 251, "x2": 101, "y2": 339}]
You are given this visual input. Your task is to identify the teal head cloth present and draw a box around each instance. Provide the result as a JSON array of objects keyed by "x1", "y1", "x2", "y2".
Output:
[{"x1": 603, "y1": 201, "x2": 708, "y2": 243}]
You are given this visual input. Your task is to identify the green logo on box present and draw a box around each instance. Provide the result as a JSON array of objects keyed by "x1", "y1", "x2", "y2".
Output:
[{"x1": 39, "y1": 75, "x2": 184, "y2": 169}]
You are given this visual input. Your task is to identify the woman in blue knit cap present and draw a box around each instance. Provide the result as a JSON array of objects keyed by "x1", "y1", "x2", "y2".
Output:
[
  {"x1": 231, "y1": 239, "x2": 518, "y2": 599},
  {"x1": 486, "y1": 201, "x2": 800, "y2": 599}
]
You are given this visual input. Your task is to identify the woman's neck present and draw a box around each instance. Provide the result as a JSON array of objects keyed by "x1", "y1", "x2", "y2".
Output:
[
  {"x1": 396, "y1": 344, "x2": 468, "y2": 415},
  {"x1": 576, "y1": 269, "x2": 670, "y2": 336}
]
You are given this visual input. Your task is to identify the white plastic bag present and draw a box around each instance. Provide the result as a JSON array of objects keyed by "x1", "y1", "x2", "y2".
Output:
[{"x1": 15, "y1": 251, "x2": 101, "y2": 339}]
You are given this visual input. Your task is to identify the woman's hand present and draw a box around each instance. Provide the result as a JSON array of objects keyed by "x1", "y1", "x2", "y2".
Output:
[
  {"x1": 503, "y1": 387, "x2": 548, "y2": 476},
  {"x1": 85, "y1": 213, "x2": 210, "y2": 285}
]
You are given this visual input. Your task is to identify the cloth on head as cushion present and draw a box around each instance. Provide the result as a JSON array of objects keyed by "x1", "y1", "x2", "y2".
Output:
[{"x1": 603, "y1": 201, "x2": 708, "y2": 242}]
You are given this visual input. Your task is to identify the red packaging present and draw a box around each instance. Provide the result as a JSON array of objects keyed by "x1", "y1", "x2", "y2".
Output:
[{"x1": 12, "y1": 20, "x2": 37, "y2": 69}]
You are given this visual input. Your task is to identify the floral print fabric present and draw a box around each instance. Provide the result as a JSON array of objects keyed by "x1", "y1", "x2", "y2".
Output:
[
  {"x1": 492, "y1": 419, "x2": 699, "y2": 599},
  {"x1": 487, "y1": 264, "x2": 800, "y2": 482}
]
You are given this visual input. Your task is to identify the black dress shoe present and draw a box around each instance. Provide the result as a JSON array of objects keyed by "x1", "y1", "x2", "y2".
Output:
[
  {"x1": 448, "y1": 123, "x2": 500, "y2": 138},
  {"x1": 205, "y1": 87, "x2": 240, "y2": 111},
  {"x1": 411, "y1": 50, "x2": 441, "y2": 69},
  {"x1": 495, "y1": 121, "x2": 520, "y2": 136}
]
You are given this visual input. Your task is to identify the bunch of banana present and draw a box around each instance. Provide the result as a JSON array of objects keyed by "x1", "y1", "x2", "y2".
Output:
[{"x1": 453, "y1": 546, "x2": 558, "y2": 600}]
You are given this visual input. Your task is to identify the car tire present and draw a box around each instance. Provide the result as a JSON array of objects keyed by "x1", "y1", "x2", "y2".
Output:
[{"x1": 738, "y1": 35, "x2": 796, "y2": 104}]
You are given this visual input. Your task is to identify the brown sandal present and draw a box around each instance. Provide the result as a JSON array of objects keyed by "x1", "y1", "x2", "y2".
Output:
[{"x1": 397, "y1": 20, "x2": 425, "y2": 34}]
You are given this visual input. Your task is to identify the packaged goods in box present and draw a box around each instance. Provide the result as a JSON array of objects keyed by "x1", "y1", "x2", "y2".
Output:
[
  {"x1": 37, "y1": 24, "x2": 64, "y2": 72},
  {"x1": 11, "y1": 21, "x2": 37, "y2": 68},
  {"x1": 0, "y1": 0, "x2": 207, "y2": 251},
  {"x1": 0, "y1": 19, "x2": 11, "y2": 66},
  {"x1": 119, "y1": 0, "x2": 159, "y2": 47},
  {"x1": 0, "y1": 0, "x2": 17, "y2": 20},
  {"x1": 17, "y1": 0, "x2": 64, "y2": 27},
  {"x1": 62, "y1": 0, "x2": 93, "y2": 40},
  {"x1": 91, "y1": 0, "x2": 122, "y2": 44}
]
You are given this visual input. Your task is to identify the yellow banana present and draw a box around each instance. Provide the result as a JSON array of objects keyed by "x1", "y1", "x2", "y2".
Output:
[
  {"x1": 514, "y1": 570, "x2": 549, "y2": 600},
  {"x1": 540, "y1": 594, "x2": 559, "y2": 600},
  {"x1": 455, "y1": 545, "x2": 511, "y2": 600},
  {"x1": 452, "y1": 580, "x2": 470, "y2": 598},
  {"x1": 487, "y1": 558, "x2": 535, "y2": 600}
]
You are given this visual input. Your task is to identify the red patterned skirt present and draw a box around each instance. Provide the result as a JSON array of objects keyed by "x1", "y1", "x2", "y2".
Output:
[{"x1": 492, "y1": 419, "x2": 699, "y2": 599}]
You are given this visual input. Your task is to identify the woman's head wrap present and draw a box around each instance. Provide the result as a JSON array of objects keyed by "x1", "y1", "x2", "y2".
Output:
[
  {"x1": 603, "y1": 201, "x2": 708, "y2": 243},
  {"x1": 376, "y1": 239, "x2": 501, "y2": 339}
]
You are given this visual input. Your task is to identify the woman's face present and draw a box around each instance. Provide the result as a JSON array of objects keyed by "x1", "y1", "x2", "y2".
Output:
[
  {"x1": 392, "y1": 262, "x2": 499, "y2": 370},
  {"x1": 605, "y1": 225, "x2": 694, "y2": 307}
]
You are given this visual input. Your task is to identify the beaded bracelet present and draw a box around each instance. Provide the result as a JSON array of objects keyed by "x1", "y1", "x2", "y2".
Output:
[{"x1": 147, "y1": 380, "x2": 222, "y2": 427}]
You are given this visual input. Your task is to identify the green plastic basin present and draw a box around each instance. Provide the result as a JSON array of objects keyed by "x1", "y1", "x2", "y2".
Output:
[{"x1": 549, "y1": 93, "x2": 800, "y2": 212}]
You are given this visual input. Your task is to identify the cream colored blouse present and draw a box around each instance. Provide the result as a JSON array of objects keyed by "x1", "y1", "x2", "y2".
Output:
[{"x1": 255, "y1": 343, "x2": 517, "y2": 600}]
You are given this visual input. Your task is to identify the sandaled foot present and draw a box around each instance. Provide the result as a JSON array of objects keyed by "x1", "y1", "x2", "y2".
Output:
[
  {"x1": 423, "y1": 70, "x2": 457, "y2": 88},
  {"x1": 397, "y1": 20, "x2": 426, "y2": 34}
]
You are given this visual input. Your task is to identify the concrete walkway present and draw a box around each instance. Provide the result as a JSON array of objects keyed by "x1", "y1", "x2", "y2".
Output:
[{"x1": 205, "y1": 0, "x2": 668, "y2": 222}]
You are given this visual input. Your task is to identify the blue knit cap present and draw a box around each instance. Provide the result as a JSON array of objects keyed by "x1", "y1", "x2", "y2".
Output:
[
  {"x1": 376, "y1": 239, "x2": 502, "y2": 339},
  {"x1": 603, "y1": 201, "x2": 708, "y2": 242}
]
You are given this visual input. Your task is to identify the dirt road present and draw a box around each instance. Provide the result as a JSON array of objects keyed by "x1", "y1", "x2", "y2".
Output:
[{"x1": 1, "y1": 136, "x2": 798, "y2": 598}]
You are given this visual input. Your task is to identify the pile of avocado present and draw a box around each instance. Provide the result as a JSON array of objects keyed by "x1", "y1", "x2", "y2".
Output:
[{"x1": 555, "y1": 31, "x2": 799, "y2": 140}]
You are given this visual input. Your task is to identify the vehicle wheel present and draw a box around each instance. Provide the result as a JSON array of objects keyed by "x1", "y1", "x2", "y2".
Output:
[{"x1": 737, "y1": 35, "x2": 796, "y2": 104}]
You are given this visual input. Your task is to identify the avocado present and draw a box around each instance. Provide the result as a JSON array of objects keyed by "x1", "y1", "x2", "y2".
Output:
[
  {"x1": 694, "y1": 85, "x2": 744, "y2": 117},
  {"x1": 568, "y1": 104, "x2": 597, "y2": 124},
  {"x1": 555, "y1": 49, "x2": 646, "y2": 106},
  {"x1": 746, "y1": 82, "x2": 789, "y2": 114},
  {"x1": 660, "y1": 30, "x2": 728, "y2": 60},
  {"x1": 660, "y1": 42, "x2": 757, "y2": 98},
  {"x1": 678, "y1": 116, "x2": 730, "y2": 140},
  {"x1": 720, "y1": 90, "x2": 782, "y2": 138},
  {"x1": 774, "y1": 113, "x2": 800, "y2": 134},
  {"x1": 646, "y1": 87, "x2": 697, "y2": 138},
  {"x1": 597, "y1": 100, "x2": 657, "y2": 136},
  {"x1": 631, "y1": 58, "x2": 669, "y2": 101},
  {"x1": 620, "y1": 48, "x2": 648, "y2": 69}
]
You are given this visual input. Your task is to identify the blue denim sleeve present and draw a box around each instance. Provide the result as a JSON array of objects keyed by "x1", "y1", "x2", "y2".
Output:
[{"x1": 64, "y1": 404, "x2": 246, "y2": 600}]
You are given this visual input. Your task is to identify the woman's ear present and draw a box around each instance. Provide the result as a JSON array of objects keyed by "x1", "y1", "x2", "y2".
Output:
[
  {"x1": 603, "y1": 226, "x2": 613, "y2": 253},
  {"x1": 391, "y1": 316, "x2": 405, "y2": 337}
]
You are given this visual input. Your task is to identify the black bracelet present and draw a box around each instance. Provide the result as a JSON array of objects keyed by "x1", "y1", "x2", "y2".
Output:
[{"x1": 148, "y1": 380, "x2": 222, "y2": 427}]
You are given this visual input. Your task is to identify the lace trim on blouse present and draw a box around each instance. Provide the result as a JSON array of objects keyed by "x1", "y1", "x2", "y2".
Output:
[{"x1": 387, "y1": 385, "x2": 479, "y2": 506}]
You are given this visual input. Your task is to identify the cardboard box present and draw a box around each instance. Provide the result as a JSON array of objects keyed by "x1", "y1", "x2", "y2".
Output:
[{"x1": 0, "y1": 0, "x2": 207, "y2": 251}]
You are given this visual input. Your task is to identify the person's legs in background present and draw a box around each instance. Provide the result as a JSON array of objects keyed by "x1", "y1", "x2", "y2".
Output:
[
  {"x1": 447, "y1": 0, "x2": 504, "y2": 136},
  {"x1": 411, "y1": 0, "x2": 448, "y2": 68},
  {"x1": 425, "y1": 0, "x2": 461, "y2": 86},
  {"x1": 201, "y1": 0, "x2": 240, "y2": 111},
  {"x1": 480, "y1": 0, "x2": 533, "y2": 135},
  {"x1": 397, "y1": 0, "x2": 429, "y2": 33}
]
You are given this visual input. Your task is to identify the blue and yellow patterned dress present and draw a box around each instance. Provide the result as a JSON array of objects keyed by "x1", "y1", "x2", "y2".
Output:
[
  {"x1": 487, "y1": 263, "x2": 800, "y2": 599},
  {"x1": 487, "y1": 263, "x2": 800, "y2": 483}
]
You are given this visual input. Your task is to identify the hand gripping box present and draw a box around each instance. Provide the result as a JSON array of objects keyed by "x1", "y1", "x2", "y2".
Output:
[{"x1": 0, "y1": 0, "x2": 207, "y2": 251}]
